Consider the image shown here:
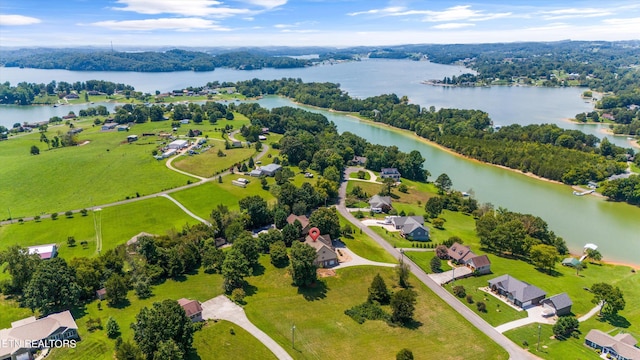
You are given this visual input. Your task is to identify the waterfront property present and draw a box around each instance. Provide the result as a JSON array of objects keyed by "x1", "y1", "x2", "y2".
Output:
[
  {"x1": 27, "y1": 244, "x2": 57, "y2": 260},
  {"x1": 0, "y1": 310, "x2": 79, "y2": 360},
  {"x1": 584, "y1": 329, "x2": 640, "y2": 360},
  {"x1": 380, "y1": 167, "x2": 401, "y2": 180},
  {"x1": 488, "y1": 275, "x2": 546, "y2": 309},
  {"x1": 541, "y1": 293, "x2": 573, "y2": 316},
  {"x1": 561, "y1": 257, "x2": 581, "y2": 267},
  {"x1": 178, "y1": 298, "x2": 204, "y2": 323},
  {"x1": 466, "y1": 254, "x2": 492, "y2": 275},
  {"x1": 447, "y1": 242, "x2": 475, "y2": 264},
  {"x1": 303, "y1": 233, "x2": 338, "y2": 268}
]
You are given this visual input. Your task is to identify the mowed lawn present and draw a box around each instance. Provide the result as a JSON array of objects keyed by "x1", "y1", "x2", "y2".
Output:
[
  {"x1": 0, "y1": 197, "x2": 197, "y2": 257},
  {"x1": 191, "y1": 320, "x2": 277, "y2": 360},
  {"x1": 0, "y1": 122, "x2": 193, "y2": 218},
  {"x1": 173, "y1": 147, "x2": 256, "y2": 177},
  {"x1": 46, "y1": 268, "x2": 226, "y2": 360},
  {"x1": 243, "y1": 258, "x2": 507, "y2": 360}
]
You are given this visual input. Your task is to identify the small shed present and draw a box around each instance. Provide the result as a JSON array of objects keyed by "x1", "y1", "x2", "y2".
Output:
[
  {"x1": 127, "y1": 135, "x2": 138, "y2": 142},
  {"x1": 562, "y1": 257, "x2": 581, "y2": 267}
]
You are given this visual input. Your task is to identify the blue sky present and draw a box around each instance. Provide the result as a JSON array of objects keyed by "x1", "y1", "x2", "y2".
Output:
[{"x1": 0, "y1": 0, "x2": 639, "y2": 47}]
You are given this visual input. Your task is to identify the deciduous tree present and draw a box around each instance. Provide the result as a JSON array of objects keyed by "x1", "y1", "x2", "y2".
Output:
[
  {"x1": 221, "y1": 248, "x2": 250, "y2": 292},
  {"x1": 24, "y1": 258, "x2": 81, "y2": 315},
  {"x1": 529, "y1": 244, "x2": 559, "y2": 272},
  {"x1": 289, "y1": 241, "x2": 317, "y2": 287},
  {"x1": 131, "y1": 300, "x2": 194, "y2": 359},
  {"x1": 591, "y1": 283, "x2": 625, "y2": 316},
  {"x1": 391, "y1": 289, "x2": 417, "y2": 325}
]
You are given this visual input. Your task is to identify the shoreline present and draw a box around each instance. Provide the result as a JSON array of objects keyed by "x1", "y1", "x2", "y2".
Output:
[{"x1": 567, "y1": 252, "x2": 640, "y2": 271}]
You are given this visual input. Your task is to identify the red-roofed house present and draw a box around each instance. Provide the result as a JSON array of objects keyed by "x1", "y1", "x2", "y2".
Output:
[{"x1": 178, "y1": 298, "x2": 203, "y2": 323}]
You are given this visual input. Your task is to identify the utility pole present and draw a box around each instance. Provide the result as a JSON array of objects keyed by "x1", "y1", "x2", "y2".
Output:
[
  {"x1": 291, "y1": 324, "x2": 296, "y2": 349},
  {"x1": 537, "y1": 323, "x2": 541, "y2": 352}
]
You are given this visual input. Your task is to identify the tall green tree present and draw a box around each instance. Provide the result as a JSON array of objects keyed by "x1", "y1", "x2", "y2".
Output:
[
  {"x1": 115, "y1": 339, "x2": 145, "y2": 360},
  {"x1": 282, "y1": 223, "x2": 300, "y2": 247},
  {"x1": 591, "y1": 283, "x2": 625, "y2": 316},
  {"x1": 221, "y1": 248, "x2": 250, "y2": 292},
  {"x1": 0, "y1": 246, "x2": 41, "y2": 294},
  {"x1": 391, "y1": 289, "x2": 417, "y2": 325},
  {"x1": 425, "y1": 197, "x2": 444, "y2": 218},
  {"x1": 131, "y1": 299, "x2": 194, "y2": 359},
  {"x1": 552, "y1": 316, "x2": 579, "y2": 339},
  {"x1": 239, "y1": 195, "x2": 272, "y2": 229},
  {"x1": 105, "y1": 273, "x2": 129, "y2": 306},
  {"x1": 529, "y1": 244, "x2": 559, "y2": 272},
  {"x1": 309, "y1": 207, "x2": 341, "y2": 239},
  {"x1": 153, "y1": 340, "x2": 183, "y2": 360},
  {"x1": 269, "y1": 241, "x2": 289, "y2": 268},
  {"x1": 24, "y1": 257, "x2": 81, "y2": 315},
  {"x1": 367, "y1": 273, "x2": 390, "y2": 305},
  {"x1": 435, "y1": 173, "x2": 453, "y2": 194},
  {"x1": 233, "y1": 234, "x2": 260, "y2": 269},
  {"x1": 289, "y1": 241, "x2": 317, "y2": 287}
]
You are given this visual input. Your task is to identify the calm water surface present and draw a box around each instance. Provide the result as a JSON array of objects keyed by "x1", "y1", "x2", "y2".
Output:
[{"x1": 1, "y1": 60, "x2": 638, "y2": 263}]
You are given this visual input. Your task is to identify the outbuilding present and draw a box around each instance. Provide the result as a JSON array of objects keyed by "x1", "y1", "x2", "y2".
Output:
[
  {"x1": 168, "y1": 139, "x2": 188, "y2": 149},
  {"x1": 541, "y1": 293, "x2": 573, "y2": 316}
]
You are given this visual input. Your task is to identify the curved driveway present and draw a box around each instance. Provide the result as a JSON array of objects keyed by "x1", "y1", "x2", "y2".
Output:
[{"x1": 337, "y1": 168, "x2": 538, "y2": 360}]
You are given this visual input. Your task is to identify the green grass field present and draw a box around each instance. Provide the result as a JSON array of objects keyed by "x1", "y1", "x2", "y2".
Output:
[
  {"x1": 0, "y1": 197, "x2": 197, "y2": 257},
  {"x1": 173, "y1": 147, "x2": 256, "y2": 177},
  {"x1": 405, "y1": 251, "x2": 451, "y2": 273},
  {"x1": 191, "y1": 320, "x2": 277, "y2": 360},
  {"x1": 243, "y1": 258, "x2": 507, "y2": 360},
  {"x1": 337, "y1": 214, "x2": 397, "y2": 264}
]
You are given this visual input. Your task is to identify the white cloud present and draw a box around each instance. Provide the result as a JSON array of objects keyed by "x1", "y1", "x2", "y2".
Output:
[
  {"x1": 111, "y1": 0, "x2": 250, "y2": 17},
  {"x1": 524, "y1": 23, "x2": 570, "y2": 31},
  {"x1": 539, "y1": 8, "x2": 613, "y2": 20},
  {"x1": 432, "y1": 23, "x2": 475, "y2": 30},
  {"x1": 602, "y1": 17, "x2": 640, "y2": 25},
  {"x1": 0, "y1": 14, "x2": 42, "y2": 26},
  {"x1": 90, "y1": 17, "x2": 230, "y2": 31},
  {"x1": 348, "y1": 5, "x2": 510, "y2": 22},
  {"x1": 241, "y1": 0, "x2": 287, "y2": 9}
]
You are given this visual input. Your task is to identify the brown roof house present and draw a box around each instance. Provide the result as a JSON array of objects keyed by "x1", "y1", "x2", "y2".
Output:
[
  {"x1": 447, "y1": 242, "x2": 476, "y2": 264},
  {"x1": 466, "y1": 254, "x2": 492, "y2": 275},
  {"x1": 96, "y1": 288, "x2": 107, "y2": 301},
  {"x1": 0, "y1": 310, "x2": 79, "y2": 360},
  {"x1": 178, "y1": 298, "x2": 203, "y2": 323},
  {"x1": 286, "y1": 214, "x2": 311, "y2": 235},
  {"x1": 303, "y1": 233, "x2": 338, "y2": 268},
  {"x1": 488, "y1": 275, "x2": 546, "y2": 309},
  {"x1": 585, "y1": 330, "x2": 640, "y2": 360}
]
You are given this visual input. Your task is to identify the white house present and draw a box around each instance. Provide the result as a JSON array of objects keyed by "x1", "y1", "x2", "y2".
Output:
[{"x1": 167, "y1": 139, "x2": 188, "y2": 150}]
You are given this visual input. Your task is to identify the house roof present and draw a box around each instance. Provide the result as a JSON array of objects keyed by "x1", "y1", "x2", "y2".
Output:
[
  {"x1": 304, "y1": 234, "x2": 332, "y2": 250},
  {"x1": 261, "y1": 163, "x2": 282, "y2": 173},
  {"x1": 96, "y1": 288, "x2": 107, "y2": 296},
  {"x1": 0, "y1": 310, "x2": 78, "y2": 357},
  {"x1": 403, "y1": 221, "x2": 429, "y2": 235},
  {"x1": 447, "y1": 242, "x2": 474, "y2": 262},
  {"x1": 169, "y1": 139, "x2": 188, "y2": 147},
  {"x1": 615, "y1": 333, "x2": 638, "y2": 346},
  {"x1": 178, "y1": 298, "x2": 203, "y2": 317},
  {"x1": 542, "y1": 293, "x2": 572, "y2": 311},
  {"x1": 250, "y1": 169, "x2": 263, "y2": 176},
  {"x1": 562, "y1": 257, "x2": 581, "y2": 267},
  {"x1": 381, "y1": 167, "x2": 400, "y2": 174},
  {"x1": 488, "y1": 275, "x2": 546, "y2": 304},
  {"x1": 369, "y1": 195, "x2": 392, "y2": 208},
  {"x1": 27, "y1": 244, "x2": 57, "y2": 260},
  {"x1": 468, "y1": 254, "x2": 491, "y2": 268},
  {"x1": 392, "y1": 216, "x2": 424, "y2": 227},
  {"x1": 586, "y1": 330, "x2": 640, "y2": 359},
  {"x1": 287, "y1": 214, "x2": 310, "y2": 229}
]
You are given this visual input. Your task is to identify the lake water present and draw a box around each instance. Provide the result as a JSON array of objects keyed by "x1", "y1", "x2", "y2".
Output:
[{"x1": 1, "y1": 60, "x2": 638, "y2": 263}]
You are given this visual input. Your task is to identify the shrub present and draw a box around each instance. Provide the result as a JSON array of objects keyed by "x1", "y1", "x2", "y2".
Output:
[
  {"x1": 86, "y1": 317, "x2": 102, "y2": 332},
  {"x1": 232, "y1": 288, "x2": 246, "y2": 303},
  {"x1": 466, "y1": 295, "x2": 474, "y2": 304},
  {"x1": 106, "y1": 317, "x2": 120, "y2": 338},
  {"x1": 344, "y1": 302, "x2": 391, "y2": 324},
  {"x1": 453, "y1": 285, "x2": 466, "y2": 298},
  {"x1": 51, "y1": 213, "x2": 58, "y2": 220},
  {"x1": 476, "y1": 301, "x2": 487, "y2": 312},
  {"x1": 65, "y1": 210, "x2": 73, "y2": 218},
  {"x1": 80, "y1": 209, "x2": 88, "y2": 216}
]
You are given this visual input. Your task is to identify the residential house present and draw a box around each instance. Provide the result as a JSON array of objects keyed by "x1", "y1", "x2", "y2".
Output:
[
  {"x1": 249, "y1": 169, "x2": 264, "y2": 177},
  {"x1": 390, "y1": 216, "x2": 430, "y2": 240},
  {"x1": 167, "y1": 139, "x2": 188, "y2": 150},
  {"x1": 466, "y1": 254, "x2": 492, "y2": 275},
  {"x1": 585, "y1": 330, "x2": 640, "y2": 360},
  {"x1": 541, "y1": 293, "x2": 573, "y2": 316},
  {"x1": 96, "y1": 288, "x2": 107, "y2": 301},
  {"x1": 231, "y1": 140, "x2": 242, "y2": 148},
  {"x1": 303, "y1": 234, "x2": 338, "y2": 268},
  {"x1": 177, "y1": 298, "x2": 203, "y2": 323},
  {"x1": 27, "y1": 244, "x2": 57, "y2": 260},
  {"x1": 368, "y1": 195, "x2": 392, "y2": 213},
  {"x1": 0, "y1": 311, "x2": 79, "y2": 360},
  {"x1": 351, "y1": 156, "x2": 367, "y2": 165},
  {"x1": 261, "y1": 127, "x2": 270, "y2": 134},
  {"x1": 447, "y1": 242, "x2": 476, "y2": 264},
  {"x1": 64, "y1": 93, "x2": 80, "y2": 100},
  {"x1": 286, "y1": 214, "x2": 311, "y2": 235},
  {"x1": 488, "y1": 274, "x2": 546, "y2": 308},
  {"x1": 117, "y1": 125, "x2": 129, "y2": 132},
  {"x1": 258, "y1": 135, "x2": 267, "y2": 141},
  {"x1": 380, "y1": 168, "x2": 401, "y2": 180}
]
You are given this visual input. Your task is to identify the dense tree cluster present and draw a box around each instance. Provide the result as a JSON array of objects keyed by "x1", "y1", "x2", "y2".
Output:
[
  {"x1": 0, "y1": 80, "x2": 133, "y2": 105},
  {"x1": 475, "y1": 208, "x2": 568, "y2": 259},
  {"x1": 601, "y1": 175, "x2": 640, "y2": 205}
]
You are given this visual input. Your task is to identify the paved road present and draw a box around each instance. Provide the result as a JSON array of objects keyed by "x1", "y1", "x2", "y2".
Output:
[
  {"x1": 0, "y1": 142, "x2": 269, "y2": 226},
  {"x1": 494, "y1": 306, "x2": 555, "y2": 334},
  {"x1": 337, "y1": 168, "x2": 538, "y2": 360},
  {"x1": 333, "y1": 245, "x2": 396, "y2": 270},
  {"x1": 428, "y1": 266, "x2": 473, "y2": 285},
  {"x1": 201, "y1": 296, "x2": 293, "y2": 360}
]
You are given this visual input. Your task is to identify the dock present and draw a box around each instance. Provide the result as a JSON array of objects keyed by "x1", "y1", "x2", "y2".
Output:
[{"x1": 573, "y1": 189, "x2": 595, "y2": 196}]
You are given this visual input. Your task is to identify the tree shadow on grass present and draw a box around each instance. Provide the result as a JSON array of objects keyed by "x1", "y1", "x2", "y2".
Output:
[
  {"x1": 172, "y1": 274, "x2": 188, "y2": 282},
  {"x1": 109, "y1": 298, "x2": 131, "y2": 309},
  {"x1": 598, "y1": 313, "x2": 631, "y2": 328},
  {"x1": 401, "y1": 319, "x2": 423, "y2": 330},
  {"x1": 297, "y1": 280, "x2": 328, "y2": 301},
  {"x1": 243, "y1": 283, "x2": 258, "y2": 297},
  {"x1": 186, "y1": 348, "x2": 202, "y2": 360},
  {"x1": 534, "y1": 267, "x2": 563, "y2": 277},
  {"x1": 70, "y1": 305, "x2": 88, "y2": 319},
  {"x1": 252, "y1": 263, "x2": 265, "y2": 276}
]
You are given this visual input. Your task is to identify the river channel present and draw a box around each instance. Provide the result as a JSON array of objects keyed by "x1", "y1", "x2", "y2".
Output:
[{"x1": 1, "y1": 60, "x2": 638, "y2": 264}]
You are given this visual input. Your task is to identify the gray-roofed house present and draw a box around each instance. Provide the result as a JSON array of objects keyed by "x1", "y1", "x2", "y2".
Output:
[
  {"x1": 303, "y1": 234, "x2": 338, "y2": 268},
  {"x1": 585, "y1": 329, "x2": 640, "y2": 360},
  {"x1": 0, "y1": 310, "x2": 79, "y2": 360},
  {"x1": 249, "y1": 169, "x2": 263, "y2": 177},
  {"x1": 178, "y1": 298, "x2": 203, "y2": 323},
  {"x1": 391, "y1": 216, "x2": 430, "y2": 241},
  {"x1": 286, "y1": 214, "x2": 311, "y2": 235},
  {"x1": 260, "y1": 163, "x2": 282, "y2": 177},
  {"x1": 352, "y1": 156, "x2": 367, "y2": 165},
  {"x1": 467, "y1": 254, "x2": 492, "y2": 275},
  {"x1": 380, "y1": 168, "x2": 401, "y2": 180},
  {"x1": 368, "y1": 195, "x2": 392, "y2": 213},
  {"x1": 541, "y1": 293, "x2": 573, "y2": 316},
  {"x1": 447, "y1": 242, "x2": 476, "y2": 264},
  {"x1": 488, "y1": 274, "x2": 546, "y2": 308}
]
